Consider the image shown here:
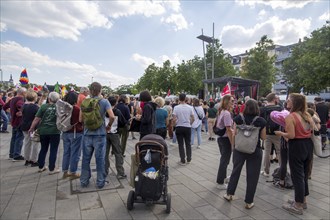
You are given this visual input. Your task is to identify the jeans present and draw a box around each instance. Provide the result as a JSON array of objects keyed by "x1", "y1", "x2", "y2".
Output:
[
  {"x1": 10, "y1": 127, "x2": 24, "y2": 158},
  {"x1": 202, "y1": 117, "x2": 208, "y2": 132},
  {"x1": 105, "y1": 133, "x2": 124, "y2": 176},
  {"x1": 38, "y1": 134, "x2": 60, "y2": 171},
  {"x1": 217, "y1": 137, "x2": 232, "y2": 184},
  {"x1": 23, "y1": 131, "x2": 39, "y2": 162},
  {"x1": 176, "y1": 126, "x2": 191, "y2": 163},
  {"x1": 1, "y1": 109, "x2": 8, "y2": 131},
  {"x1": 227, "y1": 148, "x2": 262, "y2": 204},
  {"x1": 80, "y1": 135, "x2": 106, "y2": 188},
  {"x1": 62, "y1": 132, "x2": 83, "y2": 174},
  {"x1": 156, "y1": 127, "x2": 167, "y2": 139},
  {"x1": 288, "y1": 138, "x2": 313, "y2": 203},
  {"x1": 191, "y1": 124, "x2": 202, "y2": 146}
]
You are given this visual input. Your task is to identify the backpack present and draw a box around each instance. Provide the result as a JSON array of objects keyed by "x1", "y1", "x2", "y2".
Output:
[
  {"x1": 234, "y1": 115, "x2": 260, "y2": 154},
  {"x1": 81, "y1": 98, "x2": 103, "y2": 130},
  {"x1": 262, "y1": 105, "x2": 282, "y2": 135},
  {"x1": 114, "y1": 107, "x2": 128, "y2": 128},
  {"x1": 271, "y1": 167, "x2": 294, "y2": 189},
  {"x1": 56, "y1": 99, "x2": 73, "y2": 132}
]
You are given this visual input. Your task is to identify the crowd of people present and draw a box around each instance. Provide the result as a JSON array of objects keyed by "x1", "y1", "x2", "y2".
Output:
[{"x1": 0, "y1": 83, "x2": 329, "y2": 215}]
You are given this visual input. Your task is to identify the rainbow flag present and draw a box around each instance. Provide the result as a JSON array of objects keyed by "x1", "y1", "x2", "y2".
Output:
[{"x1": 19, "y1": 68, "x2": 29, "y2": 85}]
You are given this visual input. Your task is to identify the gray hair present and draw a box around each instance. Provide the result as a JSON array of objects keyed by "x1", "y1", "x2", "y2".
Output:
[
  {"x1": 48, "y1": 92, "x2": 60, "y2": 103},
  {"x1": 80, "y1": 87, "x2": 89, "y2": 93},
  {"x1": 17, "y1": 87, "x2": 27, "y2": 95}
]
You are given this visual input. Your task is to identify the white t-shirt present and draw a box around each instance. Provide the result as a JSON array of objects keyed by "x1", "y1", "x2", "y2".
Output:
[{"x1": 173, "y1": 104, "x2": 194, "y2": 128}]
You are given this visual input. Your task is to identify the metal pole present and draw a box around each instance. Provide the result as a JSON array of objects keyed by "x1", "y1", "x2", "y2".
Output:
[
  {"x1": 0, "y1": 68, "x2": 2, "y2": 82},
  {"x1": 211, "y1": 22, "x2": 215, "y2": 98},
  {"x1": 202, "y1": 29, "x2": 208, "y2": 100}
]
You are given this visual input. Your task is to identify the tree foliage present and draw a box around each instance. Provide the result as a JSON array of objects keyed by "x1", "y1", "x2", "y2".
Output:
[
  {"x1": 240, "y1": 35, "x2": 276, "y2": 97},
  {"x1": 282, "y1": 24, "x2": 330, "y2": 93}
]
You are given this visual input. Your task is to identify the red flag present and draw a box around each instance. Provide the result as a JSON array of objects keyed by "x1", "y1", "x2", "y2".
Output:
[
  {"x1": 221, "y1": 82, "x2": 231, "y2": 96},
  {"x1": 167, "y1": 89, "x2": 171, "y2": 97}
]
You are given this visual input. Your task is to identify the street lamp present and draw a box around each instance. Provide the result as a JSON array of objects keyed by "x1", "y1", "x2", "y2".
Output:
[
  {"x1": 197, "y1": 23, "x2": 215, "y2": 99},
  {"x1": 0, "y1": 68, "x2": 3, "y2": 82}
]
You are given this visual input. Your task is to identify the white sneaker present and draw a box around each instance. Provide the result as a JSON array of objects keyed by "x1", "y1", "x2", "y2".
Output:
[
  {"x1": 49, "y1": 168, "x2": 60, "y2": 175},
  {"x1": 260, "y1": 171, "x2": 270, "y2": 177},
  {"x1": 217, "y1": 183, "x2": 227, "y2": 190},
  {"x1": 224, "y1": 176, "x2": 230, "y2": 184},
  {"x1": 170, "y1": 142, "x2": 176, "y2": 146},
  {"x1": 38, "y1": 166, "x2": 47, "y2": 173},
  {"x1": 197, "y1": 145, "x2": 201, "y2": 149}
]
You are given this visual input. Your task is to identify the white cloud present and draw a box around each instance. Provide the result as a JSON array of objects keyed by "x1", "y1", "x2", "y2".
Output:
[
  {"x1": 236, "y1": 0, "x2": 315, "y2": 9},
  {"x1": 132, "y1": 52, "x2": 185, "y2": 69},
  {"x1": 221, "y1": 16, "x2": 311, "y2": 55},
  {"x1": 0, "y1": 41, "x2": 133, "y2": 87},
  {"x1": 99, "y1": 1, "x2": 166, "y2": 18},
  {"x1": 2, "y1": 0, "x2": 189, "y2": 41},
  {"x1": 319, "y1": 11, "x2": 330, "y2": 21},
  {"x1": 1, "y1": 1, "x2": 112, "y2": 41},
  {"x1": 131, "y1": 53, "x2": 157, "y2": 69},
  {"x1": 258, "y1": 9, "x2": 268, "y2": 20},
  {"x1": 0, "y1": 22, "x2": 7, "y2": 32},
  {"x1": 161, "y1": 13, "x2": 189, "y2": 31}
]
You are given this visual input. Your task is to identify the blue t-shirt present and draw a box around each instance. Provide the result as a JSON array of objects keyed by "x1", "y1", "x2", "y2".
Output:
[
  {"x1": 155, "y1": 108, "x2": 168, "y2": 129},
  {"x1": 84, "y1": 98, "x2": 111, "y2": 136}
]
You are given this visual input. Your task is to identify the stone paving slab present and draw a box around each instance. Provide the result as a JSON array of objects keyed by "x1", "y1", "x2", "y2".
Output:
[{"x1": 0, "y1": 129, "x2": 330, "y2": 219}]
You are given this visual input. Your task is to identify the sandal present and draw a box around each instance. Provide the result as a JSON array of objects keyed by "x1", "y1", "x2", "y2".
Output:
[{"x1": 282, "y1": 203, "x2": 303, "y2": 215}]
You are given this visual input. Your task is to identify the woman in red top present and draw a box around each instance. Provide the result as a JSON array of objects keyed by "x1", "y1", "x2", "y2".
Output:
[{"x1": 275, "y1": 93, "x2": 314, "y2": 215}]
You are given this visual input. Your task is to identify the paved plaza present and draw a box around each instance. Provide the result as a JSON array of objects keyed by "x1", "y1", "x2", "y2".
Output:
[{"x1": 0, "y1": 129, "x2": 329, "y2": 220}]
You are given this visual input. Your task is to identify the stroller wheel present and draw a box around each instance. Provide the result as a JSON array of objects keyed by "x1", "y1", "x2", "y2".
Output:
[
  {"x1": 166, "y1": 193, "x2": 171, "y2": 214},
  {"x1": 127, "y1": 190, "x2": 135, "y2": 210}
]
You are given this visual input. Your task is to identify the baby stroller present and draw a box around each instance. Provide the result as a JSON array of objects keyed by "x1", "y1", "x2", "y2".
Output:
[{"x1": 127, "y1": 134, "x2": 171, "y2": 213}]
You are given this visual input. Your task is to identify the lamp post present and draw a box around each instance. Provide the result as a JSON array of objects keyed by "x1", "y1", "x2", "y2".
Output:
[
  {"x1": 0, "y1": 68, "x2": 3, "y2": 82},
  {"x1": 197, "y1": 23, "x2": 215, "y2": 99}
]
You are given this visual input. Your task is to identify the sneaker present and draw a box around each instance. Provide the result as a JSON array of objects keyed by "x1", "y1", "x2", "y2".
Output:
[
  {"x1": 70, "y1": 173, "x2": 80, "y2": 180},
  {"x1": 30, "y1": 162, "x2": 39, "y2": 167},
  {"x1": 223, "y1": 194, "x2": 233, "y2": 201},
  {"x1": 224, "y1": 176, "x2": 230, "y2": 184},
  {"x1": 187, "y1": 160, "x2": 191, "y2": 164},
  {"x1": 178, "y1": 161, "x2": 186, "y2": 166},
  {"x1": 24, "y1": 160, "x2": 31, "y2": 166},
  {"x1": 0, "y1": 130, "x2": 9, "y2": 133},
  {"x1": 197, "y1": 145, "x2": 201, "y2": 149},
  {"x1": 287, "y1": 199, "x2": 307, "y2": 209},
  {"x1": 170, "y1": 142, "x2": 176, "y2": 146},
  {"x1": 245, "y1": 203, "x2": 255, "y2": 209},
  {"x1": 282, "y1": 203, "x2": 303, "y2": 215},
  {"x1": 38, "y1": 167, "x2": 47, "y2": 173},
  {"x1": 117, "y1": 174, "x2": 127, "y2": 179},
  {"x1": 217, "y1": 183, "x2": 227, "y2": 190},
  {"x1": 260, "y1": 171, "x2": 270, "y2": 177},
  {"x1": 12, "y1": 156, "x2": 25, "y2": 162},
  {"x1": 208, "y1": 137, "x2": 212, "y2": 141},
  {"x1": 62, "y1": 171, "x2": 71, "y2": 179},
  {"x1": 49, "y1": 168, "x2": 60, "y2": 175}
]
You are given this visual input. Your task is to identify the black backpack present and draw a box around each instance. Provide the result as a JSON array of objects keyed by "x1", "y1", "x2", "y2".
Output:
[{"x1": 261, "y1": 105, "x2": 283, "y2": 135}]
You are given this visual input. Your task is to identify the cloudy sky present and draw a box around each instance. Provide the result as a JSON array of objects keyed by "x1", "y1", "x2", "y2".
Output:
[{"x1": 1, "y1": 0, "x2": 329, "y2": 88}]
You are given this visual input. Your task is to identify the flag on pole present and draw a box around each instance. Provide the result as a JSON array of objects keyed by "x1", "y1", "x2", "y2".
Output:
[
  {"x1": 54, "y1": 82, "x2": 60, "y2": 93},
  {"x1": 221, "y1": 82, "x2": 231, "y2": 96},
  {"x1": 19, "y1": 68, "x2": 29, "y2": 85},
  {"x1": 167, "y1": 88, "x2": 171, "y2": 97}
]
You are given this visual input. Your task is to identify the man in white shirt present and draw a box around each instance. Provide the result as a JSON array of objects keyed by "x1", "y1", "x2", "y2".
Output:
[{"x1": 172, "y1": 93, "x2": 194, "y2": 165}]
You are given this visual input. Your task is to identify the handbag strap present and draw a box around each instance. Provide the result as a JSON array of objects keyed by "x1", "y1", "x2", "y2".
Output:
[
  {"x1": 193, "y1": 106, "x2": 203, "y2": 120},
  {"x1": 240, "y1": 115, "x2": 259, "y2": 126}
]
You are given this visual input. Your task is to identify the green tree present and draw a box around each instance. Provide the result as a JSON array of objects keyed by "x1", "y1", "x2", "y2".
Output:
[
  {"x1": 240, "y1": 35, "x2": 276, "y2": 96},
  {"x1": 136, "y1": 63, "x2": 159, "y2": 93},
  {"x1": 153, "y1": 60, "x2": 176, "y2": 95},
  {"x1": 205, "y1": 39, "x2": 236, "y2": 79},
  {"x1": 114, "y1": 84, "x2": 134, "y2": 95},
  {"x1": 283, "y1": 24, "x2": 330, "y2": 93}
]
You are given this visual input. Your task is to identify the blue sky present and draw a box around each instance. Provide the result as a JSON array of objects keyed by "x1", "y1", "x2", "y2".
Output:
[{"x1": 1, "y1": 0, "x2": 329, "y2": 89}]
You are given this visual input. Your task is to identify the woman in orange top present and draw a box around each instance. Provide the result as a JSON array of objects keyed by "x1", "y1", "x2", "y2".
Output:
[{"x1": 275, "y1": 93, "x2": 314, "y2": 215}]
